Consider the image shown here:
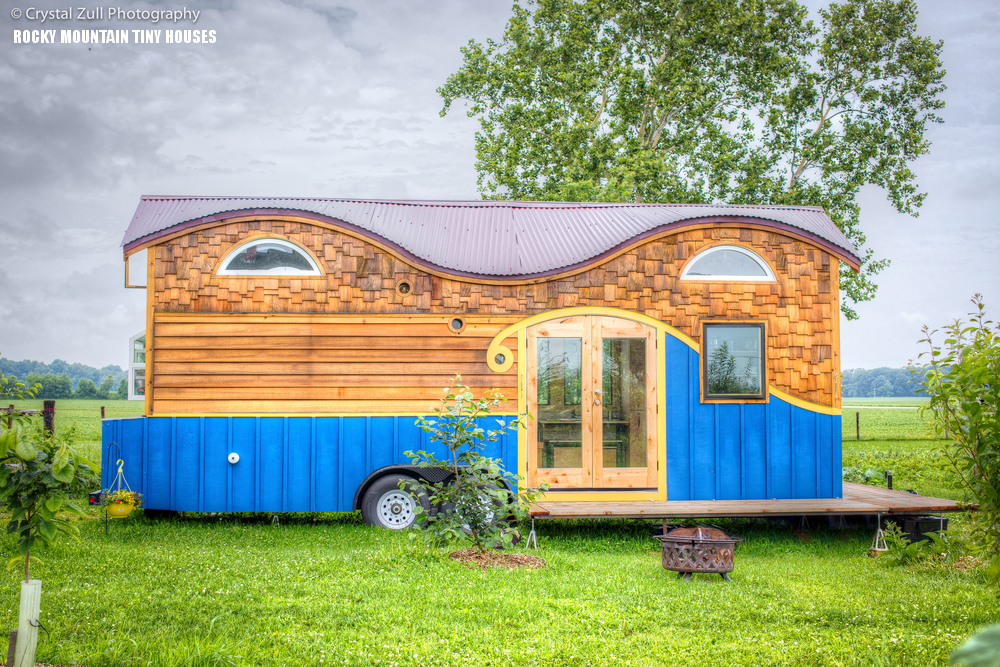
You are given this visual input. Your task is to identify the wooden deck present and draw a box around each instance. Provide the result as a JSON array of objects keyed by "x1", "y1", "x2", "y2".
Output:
[{"x1": 530, "y1": 483, "x2": 965, "y2": 520}]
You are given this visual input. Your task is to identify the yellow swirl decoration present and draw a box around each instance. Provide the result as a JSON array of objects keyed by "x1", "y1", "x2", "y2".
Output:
[{"x1": 486, "y1": 338, "x2": 515, "y2": 373}]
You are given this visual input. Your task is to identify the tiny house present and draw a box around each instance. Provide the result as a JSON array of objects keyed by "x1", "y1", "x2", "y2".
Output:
[{"x1": 103, "y1": 197, "x2": 860, "y2": 527}]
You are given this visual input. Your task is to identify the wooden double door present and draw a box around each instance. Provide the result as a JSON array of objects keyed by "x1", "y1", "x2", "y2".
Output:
[{"x1": 526, "y1": 316, "x2": 657, "y2": 490}]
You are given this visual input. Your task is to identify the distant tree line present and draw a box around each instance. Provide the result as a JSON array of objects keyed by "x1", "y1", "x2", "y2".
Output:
[
  {"x1": 0, "y1": 358, "x2": 128, "y2": 400},
  {"x1": 841, "y1": 367, "x2": 928, "y2": 398}
]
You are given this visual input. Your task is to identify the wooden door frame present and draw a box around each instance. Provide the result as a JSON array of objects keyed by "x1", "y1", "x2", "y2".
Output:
[{"x1": 486, "y1": 307, "x2": 691, "y2": 501}]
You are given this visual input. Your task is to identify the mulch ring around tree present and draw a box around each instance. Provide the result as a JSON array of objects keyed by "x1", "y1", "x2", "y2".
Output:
[{"x1": 449, "y1": 548, "x2": 546, "y2": 571}]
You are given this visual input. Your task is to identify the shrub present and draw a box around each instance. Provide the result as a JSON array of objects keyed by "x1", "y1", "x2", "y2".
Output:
[
  {"x1": 405, "y1": 377, "x2": 547, "y2": 552},
  {"x1": 917, "y1": 295, "x2": 1000, "y2": 582}
]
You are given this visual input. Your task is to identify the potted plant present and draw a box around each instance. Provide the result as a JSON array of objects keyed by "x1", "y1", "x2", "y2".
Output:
[{"x1": 101, "y1": 489, "x2": 144, "y2": 517}]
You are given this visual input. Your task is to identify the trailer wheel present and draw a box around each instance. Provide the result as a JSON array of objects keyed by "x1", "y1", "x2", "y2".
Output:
[{"x1": 361, "y1": 475, "x2": 430, "y2": 530}]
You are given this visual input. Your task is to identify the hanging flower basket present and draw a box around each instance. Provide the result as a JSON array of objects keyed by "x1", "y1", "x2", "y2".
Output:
[
  {"x1": 101, "y1": 489, "x2": 144, "y2": 519},
  {"x1": 106, "y1": 502, "x2": 135, "y2": 518}
]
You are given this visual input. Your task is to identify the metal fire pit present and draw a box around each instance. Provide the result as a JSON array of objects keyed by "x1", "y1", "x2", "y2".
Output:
[{"x1": 655, "y1": 525, "x2": 743, "y2": 581}]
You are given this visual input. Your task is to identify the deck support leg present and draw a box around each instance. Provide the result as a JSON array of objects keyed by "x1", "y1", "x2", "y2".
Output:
[{"x1": 526, "y1": 519, "x2": 538, "y2": 550}]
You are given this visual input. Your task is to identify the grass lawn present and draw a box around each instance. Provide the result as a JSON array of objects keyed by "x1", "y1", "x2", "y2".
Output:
[
  {"x1": 0, "y1": 512, "x2": 996, "y2": 667},
  {"x1": 0, "y1": 401, "x2": 996, "y2": 666}
]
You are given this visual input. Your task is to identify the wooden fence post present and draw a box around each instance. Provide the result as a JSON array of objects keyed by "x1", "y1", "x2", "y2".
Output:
[
  {"x1": 42, "y1": 400, "x2": 55, "y2": 435},
  {"x1": 101, "y1": 406, "x2": 105, "y2": 419},
  {"x1": 856, "y1": 412, "x2": 860, "y2": 440},
  {"x1": 6, "y1": 404, "x2": 12, "y2": 430}
]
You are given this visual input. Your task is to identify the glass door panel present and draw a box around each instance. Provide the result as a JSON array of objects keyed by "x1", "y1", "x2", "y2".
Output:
[
  {"x1": 600, "y1": 338, "x2": 647, "y2": 469},
  {"x1": 536, "y1": 338, "x2": 584, "y2": 469}
]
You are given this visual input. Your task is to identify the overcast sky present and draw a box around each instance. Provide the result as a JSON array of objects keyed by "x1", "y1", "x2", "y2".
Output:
[{"x1": 1, "y1": 0, "x2": 997, "y2": 373}]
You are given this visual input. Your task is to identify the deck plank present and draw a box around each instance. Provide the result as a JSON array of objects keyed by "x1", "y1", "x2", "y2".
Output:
[{"x1": 529, "y1": 484, "x2": 964, "y2": 519}]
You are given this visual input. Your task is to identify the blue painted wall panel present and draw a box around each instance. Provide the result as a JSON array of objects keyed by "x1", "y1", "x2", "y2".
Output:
[
  {"x1": 370, "y1": 418, "x2": 395, "y2": 472},
  {"x1": 766, "y1": 401, "x2": 792, "y2": 499},
  {"x1": 145, "y1": 418, "x2": 172, "y2": 509},
  {"x1": 664, "y1": 335, "x2": 691, "y2": 501},
  {"x1": 231, "y1": 418, "x2": 257, "y2": 512},
  {"x1": 691, "y1": 401, "x2": 716, "y2": 500},
  {"x1": 203, "y1": 418, "x2": 229, "y2": 512},
  {"x1": 742, "y1": 404, "x2": 767, "y2": 500},
  {"x1": 172, "y1": 418, "x2": 201, "y2": 511},
  {"x1": 258, "y1": 418, "x2": 284, "y2": 512},
  {"x1": 832, "y1": 414, "x2": 843, "y2": 497},
  {"x1": 717, "y1": 405, "x2": 742, "y2": 500},
  {"x1": 818, "y1": 413, "x2": 833, "y2": 498},
  {"x1": 792, "y1": 409, "x2": 818, "y2": 498},
  {"x1": 286, "y1": 418, "x2": 313, "y2": 512},
  {"x1": 314, "y1": 418, "x2": 339, "y2": 511},
  {"x1": 341, "y1": 418, "x2": 367, "y2": 511}
]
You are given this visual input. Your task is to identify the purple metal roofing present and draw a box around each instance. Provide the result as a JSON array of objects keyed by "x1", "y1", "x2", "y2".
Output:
[{"x1": 123, "y1": 196, "x2": 861, "y2": 279}]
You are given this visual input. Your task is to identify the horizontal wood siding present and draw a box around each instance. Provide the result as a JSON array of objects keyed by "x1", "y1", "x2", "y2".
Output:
[
  {"x1": 102, "y1": 416, "x2": 518, "y2": 513},
  {"x1": 152, "y1": 219, "x2": 839, "y2": 407},
  {"x1": 150, "y1": 313, "x2": 518, "y2": 414},
  {"x1": 662, "y1": 334, "x2": 841, "y2": 501}
]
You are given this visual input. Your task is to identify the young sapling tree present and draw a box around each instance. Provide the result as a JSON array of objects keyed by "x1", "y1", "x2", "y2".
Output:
[
  {"x1": 0, "y1": 362, "x2": 97, "y2": 665},
  {"x1": 405, "y1": 376, "x2": 547, "y2": 552}
]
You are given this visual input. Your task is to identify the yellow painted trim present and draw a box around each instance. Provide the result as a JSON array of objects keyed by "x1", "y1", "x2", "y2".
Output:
[
  {"x1": 151, "y1": 412, "x2": 520, "y2": 418},
  {"x1": 517, "y1": 328, "x2": 528, "y2": 493},
  {"x1": 767, "y1": 386, "x2": 841, "y2": 416},
  {"x1": 535, "y1": 491, "x2": 660, "y2": 502},
  {"x1": 487, "y1": 306, "x2": 698, "y2": 374},
  {"x1": 657, "y1": 334, "x2": 667, "y2": 501}
]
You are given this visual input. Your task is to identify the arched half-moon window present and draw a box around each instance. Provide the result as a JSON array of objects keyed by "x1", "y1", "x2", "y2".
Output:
[
  {"x1": 217, "y1": 238, "x2": 321, "y2": 276},
  {"x1": 680, "y1": 245, "x2": 775, "y2": 281}
]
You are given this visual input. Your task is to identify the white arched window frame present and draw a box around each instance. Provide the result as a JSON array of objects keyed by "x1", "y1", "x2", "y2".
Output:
[
  {"x1": 679, "y1": 244, "x2": 776, "y2": 282},
  {"x1": 217, "y1": 238, "x2": 321, "y2": 276}
]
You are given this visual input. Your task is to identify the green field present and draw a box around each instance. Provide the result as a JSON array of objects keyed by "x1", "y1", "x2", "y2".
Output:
[
  {"x1": 1, "y1": 401, "x2": 994, "y2": 666},
  {"x1": 841, "y1": 407, "x2": 942, "y2": 441},
  {"x1": 842, "y1": 397, "x2": 928, "y2": 407},
  {"x1": 5, "y1": 399, "x2": 144, "y2": 463}
]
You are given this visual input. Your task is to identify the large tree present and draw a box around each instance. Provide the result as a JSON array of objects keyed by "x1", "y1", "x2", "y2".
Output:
[{"x1": 439, "y1": 0, "x2": 945, "y2": 317}]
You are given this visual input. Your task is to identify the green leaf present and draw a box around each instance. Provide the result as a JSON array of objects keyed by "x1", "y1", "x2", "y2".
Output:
[
  {"x1": 44, "y1": 496, "x2": 63, "y2": 513},
  {"x1": 14, "y1": 438, "x2": 37, "y2": 462},
  {"x1": 53, "y1": 443, "x2": 71, "y2": 472},
  {"x1": 38, "y1": 520, "x2": 57, "y2": 541}
]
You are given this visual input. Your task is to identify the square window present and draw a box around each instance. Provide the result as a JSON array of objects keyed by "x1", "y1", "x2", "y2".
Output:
[{"x1": 703, "y1": 323, "x2": 765, "y2": 399}]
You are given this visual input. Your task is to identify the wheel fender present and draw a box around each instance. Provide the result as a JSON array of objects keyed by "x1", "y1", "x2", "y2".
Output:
[{"x1": 352, "y1": 465, "x2": 454, "y2": 512}]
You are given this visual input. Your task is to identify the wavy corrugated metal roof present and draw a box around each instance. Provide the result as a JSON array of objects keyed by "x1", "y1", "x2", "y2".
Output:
[{"x1": 122, "y1": 196, "x2": 860, "y2": 278}]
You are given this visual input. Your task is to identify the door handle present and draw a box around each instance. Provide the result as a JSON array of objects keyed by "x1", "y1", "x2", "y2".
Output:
[{"x1": 595, "y1": 399, "x2": 601, "y2": 406}]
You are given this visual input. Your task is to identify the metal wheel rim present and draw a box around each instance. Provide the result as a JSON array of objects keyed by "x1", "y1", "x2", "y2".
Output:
[{"x1": 377, "y1": 490, "x2": 416, "y2": 529}]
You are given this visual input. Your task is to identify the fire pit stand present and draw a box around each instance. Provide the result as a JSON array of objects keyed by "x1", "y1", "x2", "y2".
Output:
[{"x1": 655, "y1": 524, "x2": 743, "y2": 581}]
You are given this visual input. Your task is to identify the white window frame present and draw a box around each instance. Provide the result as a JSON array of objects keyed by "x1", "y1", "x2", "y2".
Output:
[
  {"x1": 217, "y1": 238, "x2": 321, "y2": 276},
  {"x1": 128, "y1": 330, "x2": 146, "y2": 401},
  {"x1": 680, "y1": 244, "x2": 776, "y2": 282}
]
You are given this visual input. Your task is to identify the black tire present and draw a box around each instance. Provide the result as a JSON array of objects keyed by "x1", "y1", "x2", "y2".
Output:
[{"x1": 360, "y1": 475, "x2": 431, "y2": 530}]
